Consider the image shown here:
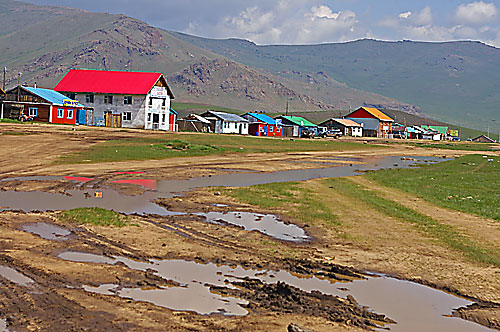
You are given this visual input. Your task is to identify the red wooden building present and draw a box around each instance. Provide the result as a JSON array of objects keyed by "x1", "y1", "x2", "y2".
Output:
[
  {"x1": 345, "y1": 107, "x2": 394, "y2": 137},
  {"x1": 241, "y1": 112, "x2": 282, "y2": 137},
  {"x1": 1, "y1": 86, "x2": 84, "y2": 124}
]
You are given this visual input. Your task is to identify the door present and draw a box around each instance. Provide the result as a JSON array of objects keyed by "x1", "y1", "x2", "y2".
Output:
[
  {"x1": 77, "y1": 109, "x2": 86, "y2": 125},
  {"x1": 152, "y1": 113, "x2": 160, "y2": 130}
]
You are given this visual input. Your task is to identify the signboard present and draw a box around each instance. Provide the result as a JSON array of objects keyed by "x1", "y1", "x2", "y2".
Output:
[
  {"x1": 275, "y1": 119, "x2": 282, "y2": 126},
  {"x1": 63, "y1": 99, "x2": 79, "y2": 107},
  {"x1": 150, "y1": 86, "x2": 168, "y2": 99},
  {"x1": 449, "y1": 130, "x2": 459, "y2": 137},
  {"x1": 383, "y1": 125, "x2": 389, "y2": 131}
]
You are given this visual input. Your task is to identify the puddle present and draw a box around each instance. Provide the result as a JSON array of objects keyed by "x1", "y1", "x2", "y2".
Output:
[
  {"x1": 211, "y1": 203, "x2": 228, "y2": 207},
  {"x1": 63, "y1": 176, "x2": 94, "y2": 183},
  {"x1": 22, "y1": 222, "x2": 71, "y2": 240},
  {"x1": 0, "y1": 265, "x2": 34, "y2": 286},
  {"x1": 58, "y1": 251, "x2": 493, "y2": 331},
  {"x1": 197, "y1": 211, "x2": 310, "y2": 242},
  {"x1": 154, "y1": 156, "x2": 448, "y2": 194},
  {"x1": 110, "y1": 179, "x2": 157, "y2": 190},
  {"x1": 0, "y1": 189, "x2": 181, "y2": 216}
]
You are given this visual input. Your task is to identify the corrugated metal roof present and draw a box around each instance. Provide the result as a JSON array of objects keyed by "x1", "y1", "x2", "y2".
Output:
[
  {"x1": 201, "y1": 111, "x2": 248, "y2": 122},
  {"x1": 185, "y1": 114, "x2": 211, "y2": 124},
  {"x1": 278, "y1": 116, "x2": 316, "y2": 127},
  {"x1": 328, "y1": 118, "x2": 362, "y2": 127},
  {"x1": 23, "y1": 87, "x2": 84, "y2": 106},
  {"x1": 54, "y1": 69, "x2": 174, "y2": 97},
  {"x1": 357, "y1": 107, "x2": 394, "y2": 122},
  {"x1": 245, "y1": 113, "x2": 277, "y2": 124}
]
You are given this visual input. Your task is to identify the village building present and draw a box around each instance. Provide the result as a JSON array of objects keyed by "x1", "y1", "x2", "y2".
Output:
[
  {"x1": 177, "y1": 113, "x2": 212, "y2": 133},
  {"x1": 1, "y1": 86, "x2": 84, "y2": 124},
  {"x1": 241, "y1": 113, "x2": 282, "y2": 137},
  {"x1": 422, "y1": 125, "x2": 448, "y2": 140},
  {"x1": 345, "y1": 107, "x2": 394, "y2": 137},
  {"x1": 199, "y1": 111, "x2": 249, "y2": 135},
  {"x1": 319, "y1": 118, "x2": 363, "y2": 137},
  {"x1": 472, "y1": 135, "x2": 496, "y2": 143},
  {"x1": 275, "y1": 115, "x2": 317, "y2": 137},
  {"x1": 54, "y1": 69, "x2": 175, "y2": 130}
]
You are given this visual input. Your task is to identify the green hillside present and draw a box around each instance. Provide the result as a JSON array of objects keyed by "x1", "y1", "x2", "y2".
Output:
[{"x1": 171, "y1": 32, "x2": 500, "y2": 131}]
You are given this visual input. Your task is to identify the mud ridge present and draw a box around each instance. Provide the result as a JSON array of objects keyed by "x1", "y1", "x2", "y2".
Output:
[{"x1": 213, "y1": 278, "x2": 394, "y2": 330}]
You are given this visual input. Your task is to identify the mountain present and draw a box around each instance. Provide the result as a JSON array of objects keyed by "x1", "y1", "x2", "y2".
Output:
[
  {"x1": 171, "y1": 32, "x2": 500, "y2": 130},
  {"x1": 0, "y1": 0, "x2": 421, "y2": 114}
]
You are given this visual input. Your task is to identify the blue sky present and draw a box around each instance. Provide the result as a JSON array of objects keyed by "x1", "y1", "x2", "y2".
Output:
[{"x1": 26, "y1": 0, "x2": 500, "y2": 46}]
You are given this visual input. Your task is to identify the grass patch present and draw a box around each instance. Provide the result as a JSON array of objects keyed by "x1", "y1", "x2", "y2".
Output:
[
  {"x1": 225, "y1": 181, "x2": 340, "y2": 227},
  {"x1": 406, "y1": 141, "x2": 497, "y2": 152},
  {"x1": 60, "y1": 207, "x2": 129, "y2": 227},
  {"x1": 0, "y1": 118, "x2": 23, "y2": 123},
  {"x1": 366, "y1": 155, "x2": 500, "y2": 220},
  {"x1": 329, "y1": 177, "x2": 500, "y2": 267},
  {"x1": 58, "y1": 133, "x2": 374, "y2": 164}
]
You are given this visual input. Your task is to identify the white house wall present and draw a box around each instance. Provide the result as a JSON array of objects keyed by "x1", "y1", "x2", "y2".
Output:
[
  {"x1": 73, "y1": 93, "x2": 171, "y2": 130},
  {"x1": 221, "y1": 121, "x2": 249, "y2": 135},
  {"x1": 144, "y1": 93, "x2": 171, "y2": 131}
]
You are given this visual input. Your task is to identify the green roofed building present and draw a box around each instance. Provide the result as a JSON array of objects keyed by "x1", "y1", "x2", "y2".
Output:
[
  {"x1": 275, "y1": 115, "x2": 317, "y2": 137},
  {"x1": 422, "y1": 125, "x2": 448, "y2": 138}
]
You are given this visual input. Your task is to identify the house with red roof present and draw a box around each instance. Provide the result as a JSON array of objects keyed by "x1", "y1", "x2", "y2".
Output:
[
  {"x1": 345, "y1": 107, "x2": 394, "y2": 137},
  {"x1": 54, "y1": 69, "x2": 175, "y2": 131}
]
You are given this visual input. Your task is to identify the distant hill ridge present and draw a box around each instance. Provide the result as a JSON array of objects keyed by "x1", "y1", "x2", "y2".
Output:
[
  {"x1": 171, "y1": 32, "x2": 500, "y2": 130},
  {"x1": 0, "y1": 0, "x2": 427, "y2": 115},
  {"x1": 1, "y1": 0, "x2": 498, "y2": 130}
]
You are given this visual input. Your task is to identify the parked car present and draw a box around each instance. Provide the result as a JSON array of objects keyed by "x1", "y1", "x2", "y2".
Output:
[{"x1": 320, "y1": 129, "x2": 342, "y2": 138}]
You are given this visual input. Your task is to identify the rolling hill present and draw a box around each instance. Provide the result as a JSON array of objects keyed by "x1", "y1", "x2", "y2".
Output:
[
  {"x1": 0, "y1": 0, "x2": 424, "y2": 114},
  {"x1": 172, "y1": 32, "x2": 500, "y2": 131}
]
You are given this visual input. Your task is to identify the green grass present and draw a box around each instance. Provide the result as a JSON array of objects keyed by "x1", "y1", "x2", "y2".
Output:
[
  {"x1": 224, "y1": 182, "x2": 340, "y2": 227},
  {"x1": 329, "y1": 177, "x2": 500, "y2": 267},
  {"x1": 59, "y1": 207, "x2": 129, "y2": 227},
  {"x1": 366, "y1": 155, "x2": 500, "y2": 221},
  {"x1": 58, "y1": 133, "x2": 373, "y2": 164},
  {"x1": 171, "y1": 102, "x2": 242, "y2": 114},
  {"x1": 0, "y1": 118, "x2": 23, "y2": 123},
  {"x1": 403, "y1": 141, "x2": 497, "y2": 152}
]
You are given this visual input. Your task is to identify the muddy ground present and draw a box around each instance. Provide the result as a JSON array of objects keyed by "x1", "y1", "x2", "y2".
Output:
[{"x1": 0, "y1": 123, "x2": 499, "y2": 332}]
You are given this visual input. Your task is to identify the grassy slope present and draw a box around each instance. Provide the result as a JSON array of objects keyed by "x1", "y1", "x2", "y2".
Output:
[
  {"x1": 224, "y1": 157, "x2": 500, "y2": 266},
  {"x1": 366, "y1": 155, "x2": 500, "y2": 221},
  {"x1": 172, "y1": 33, "x2": 500, "y2": 131},
  {"x1": 59, "y1": 134, "x2": 373, "y2": 164}
]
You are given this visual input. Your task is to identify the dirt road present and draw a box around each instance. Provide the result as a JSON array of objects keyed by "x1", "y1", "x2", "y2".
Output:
[{"x1": 0, "y1": 123, "x2": 499, "y2": 332}]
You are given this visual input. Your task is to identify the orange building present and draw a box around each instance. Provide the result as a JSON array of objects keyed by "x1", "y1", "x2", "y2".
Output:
[{"x1": 345, "y1": 107, "x2": 394, "y2": 137}]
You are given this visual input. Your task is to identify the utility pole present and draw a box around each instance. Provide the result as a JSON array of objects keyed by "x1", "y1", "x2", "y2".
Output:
[
  {"x1": 2, "y1": 67, "x2": 5, "y2": 91},
  {"x1": 487, "y1": 120, "x2": 490, "y2": 138},
  {"x1": 285, "y1": 99, "x2": 289, "y2": 116},
  {"x1": 17, "y1": 72, "x2": 21, "y2": 102},
  {"x1": 492, "y1": 119, "x2": 498, "y2": 142}
]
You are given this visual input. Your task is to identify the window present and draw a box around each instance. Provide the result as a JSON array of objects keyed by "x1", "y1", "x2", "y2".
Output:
[
  {"x1": 86, "y1": 94, "x2": 94, "y2": 103},
  {"x1": 104, "y1": 95, "x2": 113, "y2": 104},
  {"x1": 57, "y1": 109, "x2": 64, "y2": 118},
  {"x1": 67, "y1": 109, "x2": 73, "y2": 119},
  {"x1": 149, "y1": 97, "x2": 153, "y2": 106},
  {"x1": 147, "y1": 113, "x2": 152, "y2": 122},
  {"x1": 28, "y1": 107, "x2": 37, "y2": 117},
  {"x1": 269, "y1": 126, "x2": 274, "y2": 132},
  {"x1": 124, "y1": 96, "x2": 133, "y2": 105},
  {"x1": 66, "y1": 93, "x2": 76, "y2": 100},
  {"x1": 162, "y1": 114, "x2": 166, "y2": 123},
  {"x1": 162, "y1": 99, "x2": 166, "y2": 107},
  {"x1": 123, "y1": 112, "x2": 132, "y2": 121}
]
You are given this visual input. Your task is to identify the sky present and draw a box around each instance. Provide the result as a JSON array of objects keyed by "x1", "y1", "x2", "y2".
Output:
[{"x1": 25, "y1": 0, "x2": 500, "y2": 46}]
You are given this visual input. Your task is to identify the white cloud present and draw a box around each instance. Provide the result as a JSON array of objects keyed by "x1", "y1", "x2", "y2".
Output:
[
  {"x1": 456, "y1": 1, "x2": 498, "y2": 25},
  {"x1": 399, "y1": 11, "x2": 412, "y2": 19},
  {"x1": 213, "y1": 4, "x2": 362, "y2": 44}
]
